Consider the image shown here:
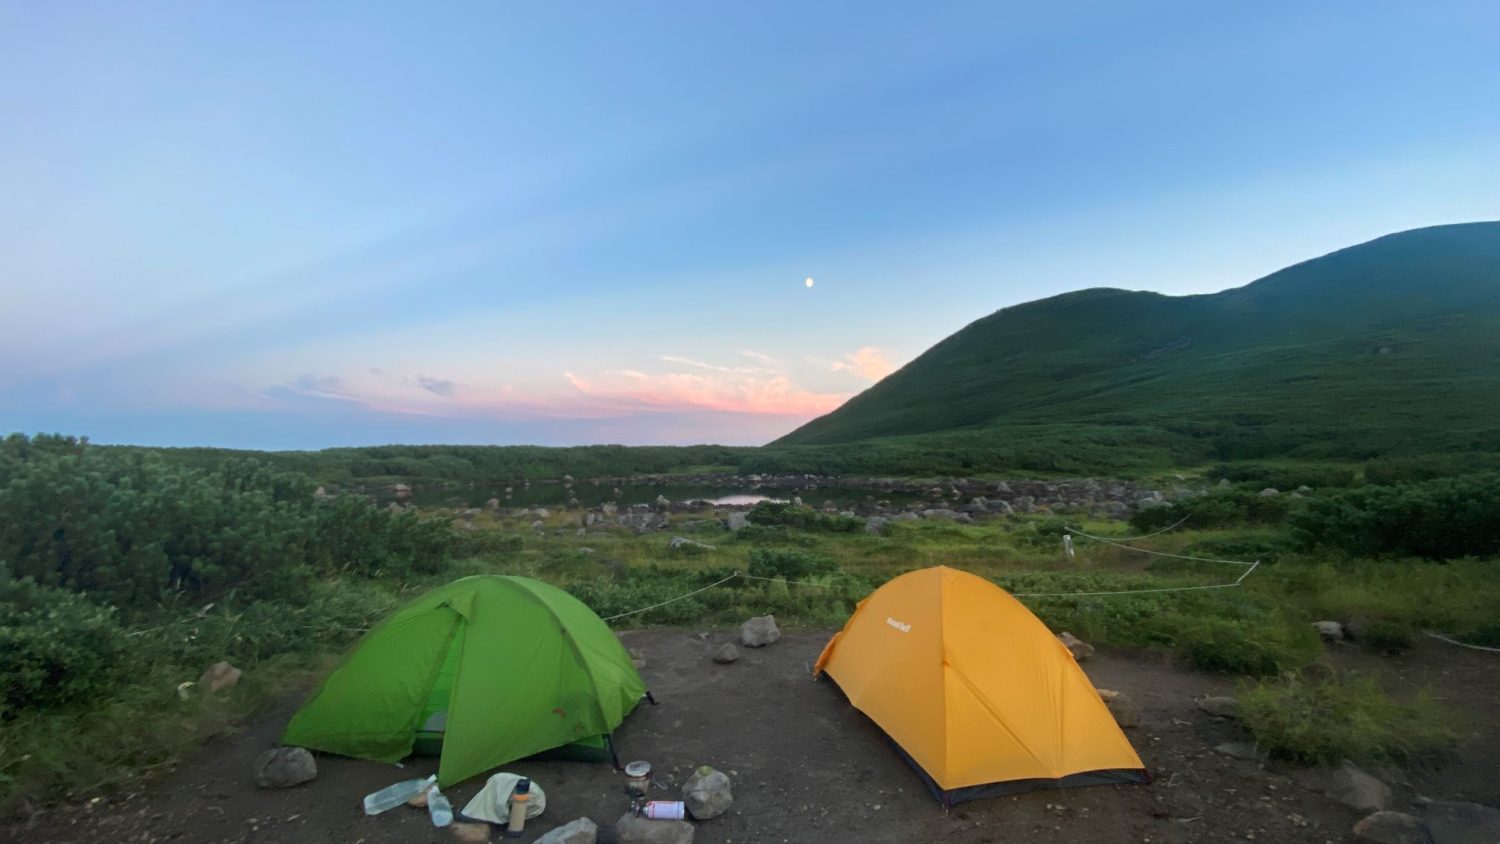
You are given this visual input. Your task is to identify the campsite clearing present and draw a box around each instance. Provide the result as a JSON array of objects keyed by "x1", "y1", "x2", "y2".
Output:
[{"x1": 10, "y1": 630, "x2": 1497, "y2": 844}]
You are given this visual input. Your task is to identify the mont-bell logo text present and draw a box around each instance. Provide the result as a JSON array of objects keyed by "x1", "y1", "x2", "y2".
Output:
[{"x1": 886, "y1": 617, "x2": 911, "y2": 633}]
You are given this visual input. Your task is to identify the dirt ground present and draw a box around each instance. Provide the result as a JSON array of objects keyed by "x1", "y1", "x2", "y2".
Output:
[{"x1": 5, "y1": 630, "x2": 1496, "y2": 844}]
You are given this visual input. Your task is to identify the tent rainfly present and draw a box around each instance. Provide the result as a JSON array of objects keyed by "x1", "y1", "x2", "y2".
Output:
[
  {"x1": 814, "y1": 566, "x2": 1149, "y2": 805},
  {"x1": 282, "y1": 575, "x2": 646, "y2": 786}
]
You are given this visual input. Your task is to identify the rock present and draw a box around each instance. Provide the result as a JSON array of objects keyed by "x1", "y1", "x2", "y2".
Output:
[
  {"x1": 1259, "y1": 487, "x2": 1280, "y2": 497},
  {"x1": 313, "y1": 486, "x2": 329, "y2": 499},
  {"x1": 485, "y1": 497, "x2": 501, "y2": 510},
  {"x1": 534, "y1": 508, "x2": 552, "y2": 519},
  {"x1": 891, "y1": 512, "x2": 919, "y2": 522},
  {"x1": 535, "y1": 817, "x2": 599, "y2": 844},
  {"x1": 1314, "y1": 620, "x2": 1346, "y2": 641},
  {"x1": 629, "y1": 648, "x2": 647, "y2": 669},
  {"x1": 993, "y1": 499, "x2": 1016, "y2": 516},
  {"x1": 531, "y1": 520, "x2": 545, "y2": 531},
  {"x1": 253, "y1": 747, "x2": 317, "y2": 788},
  {"x1": 602, "y1": 503, "x2": 619, "y2": 516},
  {"x1": 615, "y1": 812, "x2": 694, "y2": 844},
  {"x1": 1056, "y1": 631, "x2": 1094, "y2": 661},
  {"x1": 682, "y1": 765, "x2": 733, "y2": 820},
  {"x1": 865, "y1": 516, "x2": 889, "y2": 534},
  {"x1": 1420, "y1": 800, "x2": 1500, "y2": 844},
  {"x1": 920, "y1": 508, "x2": 959, "y2": 520},
  {"x1": 668, "y1": 536, "x2": 715, "y2": 552},
  {"x1": 739, "y1": 615, "x2": 780, "y2": 647},
  {"x1": 1295, "y1": 760, "x2": 1390, "y2": 812},
  {"x1": 460, "y1": 508, "x2": 481, "y2": 520},
  {"x1": 726, "y1": 512, "x2": 749, "y2": 531},
  {"x1": 1197, "y1": 696, "x2": 1241, "y2": 719},
  {"x1": 451, "y1": 821, "x2": 491, "y2": 843},
  {"x1": 654, "y1": 495, "x2": 670, "y2": 511},
  {"x1": 1095, "y1": 688, "x2": 1139, "y2": 727},
  {"x1": 392, "y1": 483, "x2": 412, "y2": 501},
  {"x1": 1214, "y1": 742, "x2": 1267, "y2": 762},
  {"x1": 713, "y1": 643, "x2": 741, "y2": 664},
  {"x1": 198, "y1": 661, "x2": 242, "y2": 694},
  {"x1": 1353, "y1": 812, "x2": 1433, "y2": 844}
]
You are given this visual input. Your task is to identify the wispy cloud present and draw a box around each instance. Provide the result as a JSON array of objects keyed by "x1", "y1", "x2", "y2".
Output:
[
  {"x1": 417, "y1": 375, "x2": 457, "y2": 397},
  {"x1": 831, "y1": 346, "x2": 897, "y2": 381}
]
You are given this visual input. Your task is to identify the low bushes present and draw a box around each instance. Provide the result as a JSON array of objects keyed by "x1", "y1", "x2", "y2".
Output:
[
  {"x1": 0, "y1": 567, "x2": 134, "y2": 716},
  {"x1": 1239, "y1": 673, "x2": 1458, "y2": 765},
  {"x1": 746, "y1": 501, "x2": 861, "y2": 533},
  {"x1": 1130, "y1": 490, "x2": 1292, "y2": 532},
  {"x1": 1290, "y1": 473, "x2": 1500, "y2": 559}
]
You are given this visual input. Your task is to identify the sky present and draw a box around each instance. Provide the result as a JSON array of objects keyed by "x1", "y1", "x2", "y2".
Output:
[{"x1": 2, "y1": 1, "x2": 1498, "y2": 449}]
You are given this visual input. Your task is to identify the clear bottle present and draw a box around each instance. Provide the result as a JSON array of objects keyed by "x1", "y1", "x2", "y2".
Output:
[
  {"x1": 362, "y1": 774, "x2": 436, "y2": 815},
  {"x1": 426, "y1": 783, "x2": 454, "y2": 827}
]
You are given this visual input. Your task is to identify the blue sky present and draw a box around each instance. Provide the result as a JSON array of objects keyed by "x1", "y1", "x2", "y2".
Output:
[{"x1": 3, "y1": 1, "x2": 1498, "y2": 448}]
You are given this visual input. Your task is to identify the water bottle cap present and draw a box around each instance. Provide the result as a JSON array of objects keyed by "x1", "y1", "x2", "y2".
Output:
[{"x1": 514, "y1": 778, "x2": 530, "y2": 794}]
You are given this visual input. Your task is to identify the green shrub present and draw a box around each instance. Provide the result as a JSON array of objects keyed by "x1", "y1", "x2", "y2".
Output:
[
  {"x1": 1207, "y1": 463, "x2": 1356, "y2": 490},
  {"x1": 747, "y1": 548, "x2": 838, "y2": 580},
  {"x1": 1358, "y1": 620, "x2": 1415, "y2": 655},
  {"x1": 0, "y1": 567, "x2": 134, "y2": 716},
  {"x1": 1130, "y1": 490, "x2": 1292, "y2": 532},
  {"x1": 1168, "y1": 615, "x2": 1318, "y2": 676},
  {"x1": 1290, "y1": 473, "x2": 1500, "y2": 559},
  {"x1": 746, "y1": 501, "x2": 861, "y2": 533},
  {"x1": 452, "y1": 530, "x2": 525, "y2": 557},
  {"x1": 1239, "y1": 673, "x2": 1458, "y2": 765}
]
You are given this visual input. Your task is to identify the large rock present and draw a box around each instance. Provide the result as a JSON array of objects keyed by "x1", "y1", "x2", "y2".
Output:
[
  {"x1": 1057, "y1": 631, "x2": 1094, "y2": 661},
  {"x1": 1259, "y1": 487, "x2": 1280, "y2": 497},
  {"x1": 198, "y1": 661, "x2": 242, "y2": 694},
  {"x1": 1295, "y1": 761, "x2": 1390, "y2": 812},
  {"x1": 615, "y1": 812, "x2": 693, "y2": 844},
  {"x1": 712, "y1": 643, "x2": 741, "y2": 664},
  {"x1": 536, "y1": 817, "x2": 599, "y2": 844},
  {"x1": 1197, "y1": 696, "x2": 1241, "y2": 719},
  {"x1": 668, "y1": 536, "x2": 715, "y2": 552},
  {"x1": 1314, "y1": 620, "x2": 1346, "y2": 641},
  {"x1": 740, "y1": 615, "x2": 780, "y2": 647},
  {"x1": 253, "y1": 746, "x2": 317, "y2": 788},
  {"x1": 726, "y1": 512, "x2": 749, "y2": 531},
  {"x1": 1094, "y1": 688, "x2": 1138, "y2": 728},
  {"x1": 864, "y1": 516, "x2": 889, "y2": 535},
  {"x1": 1353, "y1": 812, "x2": 1433, "y2": 844},
  {"x1": 1420, "y1": 800, "x2": 1500, "y2": 844},
  {"x1": 682, "y1": 765, "x2": 733, "y2": 820}
]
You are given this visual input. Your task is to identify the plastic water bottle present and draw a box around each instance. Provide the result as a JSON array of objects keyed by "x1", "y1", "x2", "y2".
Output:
[
  {"x1": 426, "y1": 784, "x2": 453, "y2": 827},
  {"x1": 362, "y1": 774, "x2": 436, "y2": 815}
]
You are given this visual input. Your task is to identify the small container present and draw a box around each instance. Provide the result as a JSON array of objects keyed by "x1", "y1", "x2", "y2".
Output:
[
  {"x1": 641, "y1": 800, "x2": 686, "y2": 820},
  {"x1": 362, "y1": 775, "x2": 436, "y2": 815},
  {"x1": 623, "y1": 760, "x2": 652, "y2": 797},
  {"x1": 505, "y1": 777, "x2": 530, "y2": 838}
]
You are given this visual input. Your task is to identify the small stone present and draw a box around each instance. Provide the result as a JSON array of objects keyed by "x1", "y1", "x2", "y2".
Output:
[
  {"x1": 451, "y1": 821, "x2": 491, "y2": 843},
  {"x1": 683, "y1": 766, "x2": 733, "y2": 820},
  {"x1": 615, "y1": 811, "x2": 694, "y2": 844},
  {"x1": 739, "y1": 615, "x2": 780, "y2": 648},
  {"x1": 198, "y1": 661, "x2": 242, "y2": 694},
  {"x1": 713, "y1": 643, "x2": 741, "y2": 664},
  {"x1": 1198, "y1": 696, "x2": 1241, "y2": 719},
  {"x1": 1215, "y1": 742, "x2": 1267, "y2": 762},
  {"x1": 535, "y1": 818, "x2": 599, "y2": 844},
  {"x1": 252, "y1": 747, "x2": 317, "y2": 788},
  {"x1": 1314, "y1": 621, "x2": 1346, "y2": 642},
  {"x1": 629, "y1": 648, "x2": 647, "y2": 669},
  {"x1": 1095, "y1": 688, "x2": 1138, "y2": 727},
  {"x1": 1294, "y1": 761, "x2": 1390, "y2": 812},
  {"x1": 1057, "y1": 632, "x2": 1094, "y2": 661},
  {"x1": 1352, "y1": 811, "x2": 1433, "y2": 844}
]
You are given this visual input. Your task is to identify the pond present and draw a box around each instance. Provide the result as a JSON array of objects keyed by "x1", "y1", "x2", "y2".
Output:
[{"x1": 399, "y1": 482, "x2": 935, "y2": 510}]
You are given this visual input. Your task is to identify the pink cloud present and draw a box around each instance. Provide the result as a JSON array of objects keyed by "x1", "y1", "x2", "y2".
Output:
[
  {"x1": 564, "y1": 366, "x2": 847, "y2": 416},
  {"x1": 832, "y1": 346, "x2": 897, "y2": 381}
]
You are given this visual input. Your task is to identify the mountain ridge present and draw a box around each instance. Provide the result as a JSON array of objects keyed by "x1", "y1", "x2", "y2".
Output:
[{"x1": 775, "y1": 222, "x2": 1500, "y2": 463}]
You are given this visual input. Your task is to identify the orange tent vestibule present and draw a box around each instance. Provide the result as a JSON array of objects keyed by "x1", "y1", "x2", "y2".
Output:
[{"x1": 813, "y1": 566, "x2": 1149, "y2": 805}]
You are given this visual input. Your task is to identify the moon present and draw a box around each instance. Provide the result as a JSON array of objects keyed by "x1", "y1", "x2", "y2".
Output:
[{"x1": 804, "y1": 277, "x2": 815, "y2": 288}]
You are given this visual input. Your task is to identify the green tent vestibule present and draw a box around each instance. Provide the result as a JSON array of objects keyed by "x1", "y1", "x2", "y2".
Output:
[{"x1": 282, "y1": 575, "x2": 647, "y2": 786}]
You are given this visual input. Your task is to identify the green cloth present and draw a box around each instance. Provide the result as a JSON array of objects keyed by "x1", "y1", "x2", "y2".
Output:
[{"x1": 282, "y1": 575, "x2": 645, "y2": 786}]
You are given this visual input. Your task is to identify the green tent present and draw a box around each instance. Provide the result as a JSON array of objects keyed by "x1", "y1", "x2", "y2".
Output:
[{"x1": 282, "y1": 575, "x2": 646, "y2": 786}]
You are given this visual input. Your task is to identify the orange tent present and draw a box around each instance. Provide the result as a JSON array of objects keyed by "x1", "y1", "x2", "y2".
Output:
[{"x1": 813, "y1": 566, "x2": 1148, "y2": 805}]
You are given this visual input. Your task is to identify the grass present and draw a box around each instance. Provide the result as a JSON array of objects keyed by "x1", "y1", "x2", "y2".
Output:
[{"x1": 1238, "y1": 673, "x2": 1460, "y2": 765}]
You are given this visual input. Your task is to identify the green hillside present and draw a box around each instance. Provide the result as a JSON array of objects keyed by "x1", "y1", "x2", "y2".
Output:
[{"x1": 775, "y1": 222, "x2": 1500, "y2": 467}]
